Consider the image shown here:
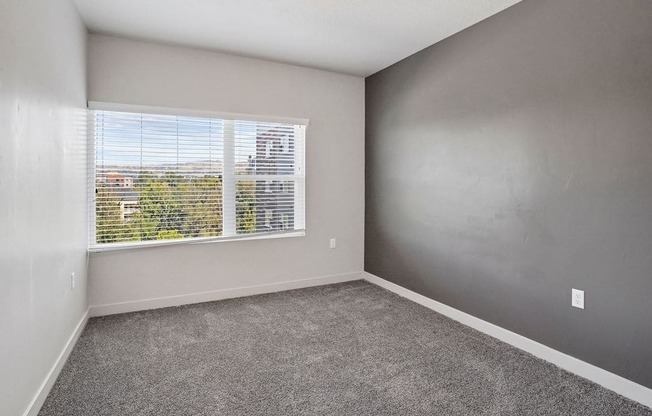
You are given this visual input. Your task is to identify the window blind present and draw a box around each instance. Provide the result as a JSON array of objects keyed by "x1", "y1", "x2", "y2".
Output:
[{"x1": 89, "y1": 105, "x2": 306, "y2": 249}]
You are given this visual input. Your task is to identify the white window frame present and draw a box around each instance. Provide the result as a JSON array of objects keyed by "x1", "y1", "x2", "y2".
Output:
[{"x1": 88, "y1": 101, "x2": 308, "y2": 252}]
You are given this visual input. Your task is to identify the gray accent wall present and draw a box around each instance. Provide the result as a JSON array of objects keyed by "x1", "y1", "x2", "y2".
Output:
[{"x1": 365, "y1": 0, "x2": 652, "y2": 388}]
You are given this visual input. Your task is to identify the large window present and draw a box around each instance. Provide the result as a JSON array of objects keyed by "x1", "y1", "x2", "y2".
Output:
[{"x1": 89, "y1": 103, "x2": 306, "y2": 249}]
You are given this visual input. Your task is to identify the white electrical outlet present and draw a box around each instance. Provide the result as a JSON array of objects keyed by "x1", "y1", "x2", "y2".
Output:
[
  {"x1": 572, "y1": 288, "x2": 584, "y2": 309},
  {"x1": 329, "y1": 238, "x2": 336, "y2": 249},
  {"x1": 71, "y1": 272, "x2": 76, "y2": 291}
]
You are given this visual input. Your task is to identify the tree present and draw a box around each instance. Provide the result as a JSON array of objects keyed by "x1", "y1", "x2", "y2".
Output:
[
  {"x1": 95, "y1": 185, "x2": 123, "y2": 243},
  {"x1": 95, "y1": 185, "x2": 140, "y2": 243},
  {"x1": 136, "y1": 175, "x2": 185, "y2": 239},
  {"x1": 236, "y1": 180, "x2": 256, "y2": 233},
  {"x1": 181, "y1": 175, "x2": 223, "y2": 237},
  {"x1": 95, "y1": 171, "x2": 239, "y2": 244},
  {"x1": 156, "y1": 229, "x2": 183, "y2": 240}
]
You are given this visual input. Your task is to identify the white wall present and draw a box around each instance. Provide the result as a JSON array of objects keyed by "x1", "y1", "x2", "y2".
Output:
[
  {"x1": 0, "y1": 1, "x2": 88, "y2": 415},
  {"x1": 87, "y1": 35, "x2": 365, "y2": 309}
]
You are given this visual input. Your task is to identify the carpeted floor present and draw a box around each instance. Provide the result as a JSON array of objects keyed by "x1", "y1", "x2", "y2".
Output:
[{"x1": 40, "y1": 281, "x2": 651, "y2": 415}]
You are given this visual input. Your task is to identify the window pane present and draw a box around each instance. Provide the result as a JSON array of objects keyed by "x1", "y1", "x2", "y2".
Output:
[
  {"x1": 235, "y1": 179, "x2": 295, "y2": 234},
  {"x1": 91, "y1": 108, "x2": 306, "y2": 247},
  {"x1": 94, "y1": 111, "x2": 223, "y2": 244},
  {"x1": 235, "y1": 121, "x2": 296, "y2": 176}
]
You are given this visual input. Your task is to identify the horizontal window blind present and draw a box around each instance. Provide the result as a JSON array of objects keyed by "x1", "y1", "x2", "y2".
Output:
[{"x1": 89, "y1": 106, "x2": 306, "y2": 248}]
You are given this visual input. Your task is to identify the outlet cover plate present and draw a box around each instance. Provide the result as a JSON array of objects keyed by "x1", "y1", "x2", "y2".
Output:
[{"x1": 572, "y1": 288, "x2": 584, "y2": 309}]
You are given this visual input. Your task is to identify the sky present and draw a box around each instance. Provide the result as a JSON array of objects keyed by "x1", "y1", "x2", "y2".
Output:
[{"x1": 94, "y1": 111, "x2": 297, "y2": 172}]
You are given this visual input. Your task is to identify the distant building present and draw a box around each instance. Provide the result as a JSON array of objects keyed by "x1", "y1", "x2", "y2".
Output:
[
  {"x1": 118, "y1": 190, "x2": 139, "y2": 221},
  {"x1": 98, "y1": 172, "x2": 139, "y2": 221},
  {"x1": 248, "y1": 128, "x2": 295, "y2": 232},
  {"x1": 106, "y1": 172, "x2": 134, "y2": 188}
]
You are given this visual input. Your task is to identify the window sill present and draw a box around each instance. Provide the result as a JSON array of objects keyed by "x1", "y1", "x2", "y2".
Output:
[{"x1": 88, "y1": 230, "x2": 306, "y2": 253}]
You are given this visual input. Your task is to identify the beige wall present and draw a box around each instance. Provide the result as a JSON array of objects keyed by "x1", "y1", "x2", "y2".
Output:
[
  {"x1": 87, "y1": 35, "x2": 365, "y2": 308},
  {"x1": 0, "y1": 1, "x2": 88, "y2": 414}
]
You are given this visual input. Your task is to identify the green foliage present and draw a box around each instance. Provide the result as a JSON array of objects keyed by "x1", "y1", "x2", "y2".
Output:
[
  {"x1": 181, "y1": 176, "x2": 223, "y2": 237},
  {"x1": 95, "y1": 186, "x2": 122, "y2": 244},
  {"x1": 236, "y1": 180, "x2": 256, "y2": 233},
  {"x1": 136, "y1": 177, "x2": 185, "y2": 239},
  {"x1": 95, "y1": 186, "x2": 139, "y2": 244},
  {"x1": 96, "y1": 172, "x2": 259, "y2": 244},
  {"x1": 156, "y1": 229, "x2": 183, "y2": 240}
]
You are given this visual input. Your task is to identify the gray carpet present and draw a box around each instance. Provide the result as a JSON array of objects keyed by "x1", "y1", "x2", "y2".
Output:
[{"x1": 40, "y1": 281, "x2": 651, "y2": 415}]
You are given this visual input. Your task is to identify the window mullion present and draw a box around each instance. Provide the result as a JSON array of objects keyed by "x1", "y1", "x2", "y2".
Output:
[{"x1": 294, "y1": 125, "x2": 306, "y2": 231}]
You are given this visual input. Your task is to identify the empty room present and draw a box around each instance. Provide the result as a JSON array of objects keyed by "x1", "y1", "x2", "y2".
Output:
[{"x1": 2, "y1": 0, "x2": 651, "y2": 414}]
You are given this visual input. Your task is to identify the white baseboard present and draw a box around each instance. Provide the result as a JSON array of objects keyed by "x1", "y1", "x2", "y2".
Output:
[
  {"x1": 90, "y1": 271, "x2": 364, "y2": 317},
  {"x1": 363, "y1": 272, "x2": 652, "y2": 409},
  {"x1": 23, "y1": 309, "x2": 89, "y2": 416}
]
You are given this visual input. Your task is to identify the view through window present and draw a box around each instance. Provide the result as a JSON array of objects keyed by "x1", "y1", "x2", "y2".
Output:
[{"x1": 90, "y1": 107, "x2": 306, "y2": 248}]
